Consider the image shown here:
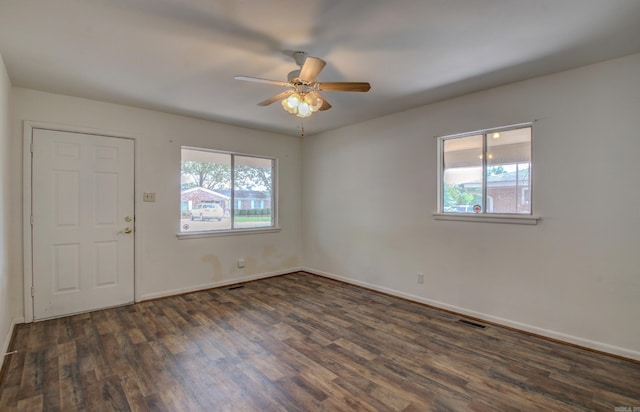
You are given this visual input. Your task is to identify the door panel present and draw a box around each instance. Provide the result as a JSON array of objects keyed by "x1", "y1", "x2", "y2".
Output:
[
  {"x1": 53, "y1": 244, "x2": 81, "y2": 292},
  {"x1": 32, "y1": 128, "x2": 134, "y2": 319}
]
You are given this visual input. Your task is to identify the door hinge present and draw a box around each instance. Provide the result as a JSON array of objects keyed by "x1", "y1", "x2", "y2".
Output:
[
  {"x1": 30, "y1": 215, "x2": 34, "y2": 225},
  {"x1": 30, "y1": 143, "x2": 34, "y2": 153},
  {"x1": 31, "y1": 286, "x2": 34, "y2": 297}
]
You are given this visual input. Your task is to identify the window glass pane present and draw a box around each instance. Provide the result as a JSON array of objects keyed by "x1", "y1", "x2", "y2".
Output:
[
  {"x1": 181, "y1": 148, "x2": 276, "y2": 233},
  {"x1": 442, "y1": 135, "x2": 483, "y2": 213},
  {"x1": 486, "y1": 128, "x2": 531, "y2": 214},
  {"x1": 233, "y1": 155, "x2": 274, "y2": 229},
  {"x1": 180, "y1": 149, "x2": 231, "y2": 232}
]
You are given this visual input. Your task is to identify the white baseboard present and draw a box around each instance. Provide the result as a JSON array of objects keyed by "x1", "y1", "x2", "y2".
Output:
[
  {"x1": 138, "y1": 267, "x2": 303, "y2": 302},
  {"x1": 301, "y1": 267, "x2": 640, "y2": 362},
  {"x1": 2, "y1": 317, "x2": 24, "y2": 357}
]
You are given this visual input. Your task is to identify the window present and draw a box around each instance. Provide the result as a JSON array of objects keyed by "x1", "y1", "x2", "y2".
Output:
[
  {"x1": 438, "y1": 124, "x2": 533, "y2": 218},
  {"x1": 180, "y1": 147, "x2": 276, "y2": 234}
]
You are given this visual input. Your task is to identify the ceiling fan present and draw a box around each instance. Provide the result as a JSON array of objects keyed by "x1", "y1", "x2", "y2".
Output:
[{"x1": 234, "y1": 51, "x2": 371, "y2": 118}]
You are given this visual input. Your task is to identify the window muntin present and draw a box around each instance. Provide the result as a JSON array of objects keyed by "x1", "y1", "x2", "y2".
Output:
[
  {"x1": 181, "y1": 147, "x2": 275, "y2": 233},
  {"x1": 440, "y1": 125, "x2": 532, "y2": 215}
]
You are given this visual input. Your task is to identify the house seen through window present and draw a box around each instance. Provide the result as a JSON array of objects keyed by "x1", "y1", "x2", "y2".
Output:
[
  {"x1": 439, "y1": 125, "x2": 532, "y2": 215},
  {"x1": 181, "y1": 147, "x2": 275, "y2": 233}
]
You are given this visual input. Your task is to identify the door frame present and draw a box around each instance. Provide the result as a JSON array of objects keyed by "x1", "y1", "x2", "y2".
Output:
[{"x1": 23, "y1": 121, "x2": 140, "y2": 323}]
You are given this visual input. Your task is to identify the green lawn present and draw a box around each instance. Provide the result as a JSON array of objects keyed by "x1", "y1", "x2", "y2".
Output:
[{"x1": 233, "y1": 216, "x2": 271, "y2": 223}]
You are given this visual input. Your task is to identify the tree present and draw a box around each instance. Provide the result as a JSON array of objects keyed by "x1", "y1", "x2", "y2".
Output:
[
  {"x1": 234, "y1": 165, "x2": 272, "y2": 192},
  {"x1": 181, "y1": 160, "x2": 273, "y2": 193},
  {"x1": 181, "y1": 161, "x2": 230, "y2": 190},
  {"x1": 444, "y1": 184, "x2": 481, "y2": 206},
  {"x1": 488, "y1": 165, "x2": 507, "y2": 176}
]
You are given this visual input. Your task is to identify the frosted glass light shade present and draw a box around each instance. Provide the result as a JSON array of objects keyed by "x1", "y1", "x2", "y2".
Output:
[{"x1": 297, "y1": 102, "x2": 312, "y2": 117}]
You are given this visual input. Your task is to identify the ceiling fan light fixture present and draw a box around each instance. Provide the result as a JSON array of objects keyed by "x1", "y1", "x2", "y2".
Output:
[{"x1": 281, "y1": 92, "x2": 314, "y2": 117}]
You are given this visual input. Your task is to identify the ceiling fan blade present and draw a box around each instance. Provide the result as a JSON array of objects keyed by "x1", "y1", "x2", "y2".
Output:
[
  {"x1": 318, "y1": 82, "x2": 371, "y2": 92},
  {"x1": 235, "y1": 75, "x2": 288, "y2": 87},
  {"x1": 298, "y1": 57, "x2": 326, "y2": 83},
  {"x1": 257, "y1": 90, "x2": 293, "y2": 106},
  {"x1": 319, "y1": 98, "x2": 332, "y2": 111}
]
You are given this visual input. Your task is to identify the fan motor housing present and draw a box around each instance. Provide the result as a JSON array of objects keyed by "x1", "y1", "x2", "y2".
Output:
[{"x1": 287, "y1": 70, "x2": 301, "y2": 83}]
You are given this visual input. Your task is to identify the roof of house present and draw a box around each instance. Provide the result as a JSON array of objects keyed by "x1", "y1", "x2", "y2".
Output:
[
  {"x1": 463, "y1": 169, "x2": 530, "y2": 187},
  {"x1": 181, "y1": 187, "x2": 230, "y2": 199},
  {"x1": 212, "y1": 189, "x2": 271, "y2": 200},
  {"x1": 487, "y1": 169, "x2": 530, "y2": 183},
  {"x1": 181, "y1": 187, "x2": 270, "y2": 200}
]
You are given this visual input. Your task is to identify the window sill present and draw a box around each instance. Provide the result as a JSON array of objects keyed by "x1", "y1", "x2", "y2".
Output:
[
  {"x1": 433, "y1": 213, "x2": 539, "y2": 225},
  {"x1": 177, "y1": 227, "x2": 281, "y2": 239}
]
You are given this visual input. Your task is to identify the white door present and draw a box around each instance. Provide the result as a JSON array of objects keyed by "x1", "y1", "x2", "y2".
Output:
[{"x1": 32, "y1": 128, "x2": 135, "y2": 320}]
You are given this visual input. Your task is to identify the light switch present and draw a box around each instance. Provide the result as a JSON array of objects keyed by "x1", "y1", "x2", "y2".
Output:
[{"x1": 143, "y1": 192, "x2": 156, "y2": 202}]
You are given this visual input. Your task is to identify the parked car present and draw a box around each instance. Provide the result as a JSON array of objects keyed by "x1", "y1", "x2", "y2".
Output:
[{"x1": 190, "y1": 203, "x2": 224, "y2": 221}]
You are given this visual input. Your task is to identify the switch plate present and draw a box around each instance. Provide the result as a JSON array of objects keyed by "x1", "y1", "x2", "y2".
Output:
[
  {"x1": 417, "y1": 273, "x2": 424, "y2": 284},
  {"x1": 143, "y1": 192, "x2": 156, "y2": 202},
  {"x1": 237, "y1": 258, "x2": 245, "y2": 268}
]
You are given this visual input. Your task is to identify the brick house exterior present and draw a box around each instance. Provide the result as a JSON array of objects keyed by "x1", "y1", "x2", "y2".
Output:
[
  {"x1": 463, "y1": 168, "x2": 530, "y2": 213},
  {"x1": 181, "y1": 187, "x2": 271, "y2": 214},
  {"x1": 212, "y1": 189, "x2": 272, "y2": 210},
  {"x1": 181, "y1": 187, "x2": 230, "y2": 213}
]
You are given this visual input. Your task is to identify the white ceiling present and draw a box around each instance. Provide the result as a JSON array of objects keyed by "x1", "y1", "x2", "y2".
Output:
[{"x1": 2, "y1": 0, "x2": 640, "y2": 137}]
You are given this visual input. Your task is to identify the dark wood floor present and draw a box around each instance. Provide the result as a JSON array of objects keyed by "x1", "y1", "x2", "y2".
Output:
[{"x1": 1, "y1": 272, "x2": 639, "y2": 411}]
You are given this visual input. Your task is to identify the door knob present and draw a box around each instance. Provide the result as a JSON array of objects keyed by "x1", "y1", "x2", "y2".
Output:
[
  {"x1": 125, "y1": 216, "x2": 133, "y2": 222},
  {"x1": 121, "y1": 227, "x2": 133, "y2": 234}
]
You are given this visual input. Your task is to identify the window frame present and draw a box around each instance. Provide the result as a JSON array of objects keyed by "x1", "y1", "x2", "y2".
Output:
[
  {"x1": 177, "y1": 146, "x2": 279, "y2": 238},
  {"x1": 434, "y1": 123, "x2": 539, "y2": 225}
]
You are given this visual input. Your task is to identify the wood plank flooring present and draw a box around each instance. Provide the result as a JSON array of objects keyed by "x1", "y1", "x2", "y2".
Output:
[{"x1": 1, "y1": 272, "x2": 639, "y2": 411}]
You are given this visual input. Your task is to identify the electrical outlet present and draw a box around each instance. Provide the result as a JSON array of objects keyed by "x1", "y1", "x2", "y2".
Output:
[
  {"x1": 143, "y1": 192, "x2": 156, "y2": 202},
  {"x1": 417, "y1": 273, "x2": 424, "y2": 284},
  {"x1": 237, "y1": 258, "x2": 245, "y2": 268}
]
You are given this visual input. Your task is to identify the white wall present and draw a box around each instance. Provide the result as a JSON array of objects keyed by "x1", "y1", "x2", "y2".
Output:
[
  {"x1": 0, "y1": 53, "x2": 21, "y2": 355},
  {"x1": 11, "y1": 89, "x2": 303, "y2": 312},
  {"x1": 302, "y1": 53, "x2": 640, "y2": 360}
]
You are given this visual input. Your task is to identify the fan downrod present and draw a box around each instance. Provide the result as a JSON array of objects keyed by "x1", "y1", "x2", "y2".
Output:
[{"x1": 292, "y1": 51, "x2": 308, "y2": 67}]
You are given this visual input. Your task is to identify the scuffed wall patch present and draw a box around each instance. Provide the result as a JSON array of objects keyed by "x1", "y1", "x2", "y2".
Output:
[
  {"x1": 231, "y1": 245, "x2": 299, "y2": 276},
  {"x1": 201, "y1": 254, "x2": 222, "y2": 280}
]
